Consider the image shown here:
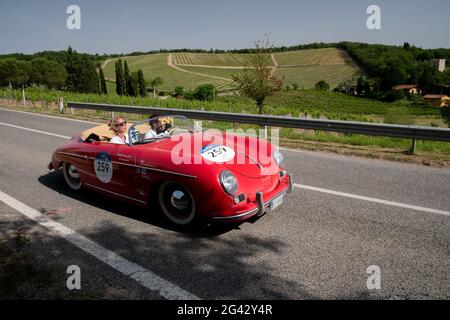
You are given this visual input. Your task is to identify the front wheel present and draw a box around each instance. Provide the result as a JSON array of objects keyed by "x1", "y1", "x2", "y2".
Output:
[
  {"x1": 158, "y1": 181, "x2": 196, "y2": 226},
  {"x1": 62, "y1": 161, "x2": 82, "y2": 191}
]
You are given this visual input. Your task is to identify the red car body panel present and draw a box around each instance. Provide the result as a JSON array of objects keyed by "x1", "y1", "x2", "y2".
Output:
[{"x1": 50, "y1": 130, "x2": 292, "y2": 223}]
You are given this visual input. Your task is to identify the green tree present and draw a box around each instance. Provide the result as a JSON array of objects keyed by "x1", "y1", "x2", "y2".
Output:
[
  {"x1": 232, "y1": 37, "x2": 283, "y2": 114},
  {"x1": 64, "y1": 47, "x2": 99, "y2": 93},
  {"x1": 173, "y1": 86, "x2": 184, "y2": 98},
  {"x1": 315, "y1": 80, "x2": 330, "y2": 91},
  {"x1": 137, "y1": 69, "x2": 147, "y2": 97},
  {"x1": 124, "y1": 60, "x2": 132, "y2": 96},
  {"x1": 193, "y1": 84, "x2": 216, "y2": 101},
  {"x1": 150, "y1": 76, "x2": 163, "y2": 98},
  {"x1": 356, "y1": 76, "x2": 370, "y2": 96},
  {"x1": 98, "y1": 68, "x2": 107, "y2": 94},
  {"x1": 115, "y1": 59, "x2": 124, "y2": 95},
  {"x1": 76, "y1": 57, "x2": 99, "y2": 93},
  {"x1": 65, "y1": 47, "x2": 77, "y2": 91},
  {"x1": 30, "y1": 58, "x2": 67, "y2": 89},
  {"x1": 0, "y1": 59, "x2": 31, "y2": 88},
  {"x1": 129, "y1": 71, "x2": 139, "y2": 97},
  {"x1": 417, "y1": 61, "x2": 439, "y2": 94}
]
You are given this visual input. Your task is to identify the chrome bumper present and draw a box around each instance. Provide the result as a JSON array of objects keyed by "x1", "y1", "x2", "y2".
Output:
[{"x1": 212, "y1": 173, "x2": 293, "y2": 222}]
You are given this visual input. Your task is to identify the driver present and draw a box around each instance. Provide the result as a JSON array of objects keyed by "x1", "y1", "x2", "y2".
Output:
[{"x1": 144, "y1": 115, "x2": 172, "y2": 140}]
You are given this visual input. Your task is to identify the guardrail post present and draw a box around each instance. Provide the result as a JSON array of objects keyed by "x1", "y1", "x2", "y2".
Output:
[
  {"x1": 59, "y1": 97, "x2": 64, "y2": 113},
  {"x1": 409, "y1": 139, "x2": 417, "y2": 155},
  {"x1": 22, "y1": 86, "x2": 26, "y2": 107},
  {"x1": 111, "y1": 111, "x2": 115, "y2": 120}
]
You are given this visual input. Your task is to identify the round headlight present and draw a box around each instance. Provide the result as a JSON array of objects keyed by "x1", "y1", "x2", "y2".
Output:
[
  {"x1": 220, "y1": 170, "x2": 238, "y2": 195},
  {"x1": 273, "y1": 149, "x2": 285, "y2": 166}
]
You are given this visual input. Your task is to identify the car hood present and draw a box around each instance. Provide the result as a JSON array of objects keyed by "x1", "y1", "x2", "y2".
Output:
[{"x1": 147, "y1": 132, "x2": 279, "y2": 178}]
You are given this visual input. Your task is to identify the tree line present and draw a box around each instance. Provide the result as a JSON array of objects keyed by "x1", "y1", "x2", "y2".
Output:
[
  {"x1": 338, "y1": 42, "x2": 450, "y2": 96},
  {"x1": 0, "y1": 47, "x2": 107, "y2": 94}
]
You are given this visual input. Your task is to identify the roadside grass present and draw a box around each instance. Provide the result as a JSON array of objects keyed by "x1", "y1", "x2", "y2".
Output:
[{"x1": 280, "y1": 128, "x2": 450, "y2": 155}]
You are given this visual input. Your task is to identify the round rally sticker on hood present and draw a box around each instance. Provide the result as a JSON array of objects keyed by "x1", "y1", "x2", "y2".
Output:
[
  {"x1": 94, "y1": 152, "x2": 113, "y2": 183},
  {"x1": 201, "y1": 144, "x2": 235, "y2": 163}
]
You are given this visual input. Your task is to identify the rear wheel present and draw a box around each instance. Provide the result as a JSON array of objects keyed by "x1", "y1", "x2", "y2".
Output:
[
  {"x1": 158, "y1": 181, "x2": 196, "y2": 226},
  {"x1": 62, "y1": 162, "x2": 82, "y2": 191}
]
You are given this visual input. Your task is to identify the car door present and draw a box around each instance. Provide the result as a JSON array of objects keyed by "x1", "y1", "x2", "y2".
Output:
[{"x1": 82, "y1": 142, "x2": 138, "y2": 201}]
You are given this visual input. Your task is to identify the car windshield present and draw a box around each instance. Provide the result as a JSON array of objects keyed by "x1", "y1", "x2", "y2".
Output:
[{"x1": 127, "y1": 115, "x2": 196, "y2": 145}]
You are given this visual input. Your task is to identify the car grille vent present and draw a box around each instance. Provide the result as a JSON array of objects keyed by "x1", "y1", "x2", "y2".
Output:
[{"x1": 238, "y1": 194, "x2": 246, "y2": 202}]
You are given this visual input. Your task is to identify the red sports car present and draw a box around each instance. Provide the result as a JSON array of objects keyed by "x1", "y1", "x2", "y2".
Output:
[{"x1": 48, "y1": 115, "x2": 292, "y2": 227}]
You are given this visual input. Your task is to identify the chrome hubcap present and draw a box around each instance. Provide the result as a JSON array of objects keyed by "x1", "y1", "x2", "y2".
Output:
[
  {"x1": 170, "y1": 190, "x2": 189, "y2": 210},
  {"x1": 68, "y1": 165, "x2": 79, "y2": 179}
]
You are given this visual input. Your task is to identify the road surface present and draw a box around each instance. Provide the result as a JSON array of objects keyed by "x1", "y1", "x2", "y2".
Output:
[{"x1": 1, "y1": 107, "x2": 449, "y2": 299}]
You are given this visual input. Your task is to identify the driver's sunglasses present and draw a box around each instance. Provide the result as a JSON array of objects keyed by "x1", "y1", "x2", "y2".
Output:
[{"x1": 116, "y1": 121, "x2": 127, "y2": 127}]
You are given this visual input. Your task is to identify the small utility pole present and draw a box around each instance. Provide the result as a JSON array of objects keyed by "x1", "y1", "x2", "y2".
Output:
[
  {"x1": 328, "y1": 88, "x2": 331, "y2": 114},
  {"x1": 22, "y1": 84, "x2": 26, "y2": 107},
  {"x1": 59, "y1": 97, "x2": 64, "y2": 113}
]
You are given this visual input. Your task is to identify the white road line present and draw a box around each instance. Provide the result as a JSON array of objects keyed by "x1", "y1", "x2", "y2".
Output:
[
  {"x1": 0, "y1": 190, "x2": 200, "y2": 300},
  {"x1": 294, "y1": 183, "x2": 450, "y2": 217},
  {"x1": 0, "y1": 107, "x2": 100, "y2": 124},
  {"x1": 0, "y1": 122, "x2": 71, "y2": 139},
  {"x1": 2, "y1": 120, "x2": 449, "y2": 218}
]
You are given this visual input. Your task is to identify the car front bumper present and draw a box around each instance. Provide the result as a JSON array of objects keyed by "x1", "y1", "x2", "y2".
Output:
[{"x1": 211, "y1": 173, "x2": 293, "y2": 223}]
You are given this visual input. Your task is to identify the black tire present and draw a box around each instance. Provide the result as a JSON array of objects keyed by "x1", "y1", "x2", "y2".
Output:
[
  {"x1": 62, "y1": 161, "x2": 82, "y2": 191},
  {"x1": 158, "y1": 181, "x2": 196, "y2": 226}
]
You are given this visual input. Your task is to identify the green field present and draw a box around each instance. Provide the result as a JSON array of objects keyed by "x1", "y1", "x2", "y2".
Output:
[
  {"x1": 171, "y1": 52, "x2": 250, "y2": 67},
  {"x1": 102, "y1": 48, "x2": 361, "y2": 93},
  {"x1": 275, "y1": 64, "x2": 359, "y2": 88},
  {"x1": 102, "y1": 53, "x2": 232, "y2": 91},
  {"x1": 274, "y1": 48, "x2": 351, "y2": 66}
]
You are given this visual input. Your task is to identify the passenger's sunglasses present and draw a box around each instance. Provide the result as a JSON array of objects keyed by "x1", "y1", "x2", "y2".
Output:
[{"x1": 116, "y1": 121, "x2": 127, "y2": 127}]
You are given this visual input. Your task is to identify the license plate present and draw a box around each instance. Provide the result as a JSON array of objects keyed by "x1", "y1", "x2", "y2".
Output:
[{"x1": 269, "y1": 194, "x2": 284, "y2": 211}]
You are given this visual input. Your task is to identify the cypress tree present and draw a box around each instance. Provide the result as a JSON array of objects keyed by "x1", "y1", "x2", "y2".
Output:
[
  {"x1": 137, "y1": 69, "x2": 147, "y2": 97},
  {"x1": 115, "y1": 59, "x2": 124, "y2": 95},
  {"x1": 99, "y1": 68, "x2": 107, "y2": 94},
  {"x1": 130, "y1": 71, "x2": 139, "y2": 97},
  {"x1": 65, "y1": 47, "x2": 77, "y2": 91},
  {"x1": 124, "y1": 60, "x2": 132, "y2": 96}
]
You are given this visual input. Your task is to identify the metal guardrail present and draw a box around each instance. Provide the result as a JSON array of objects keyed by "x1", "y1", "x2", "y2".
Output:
[{"x1": 68, "y1": 102, "x2": 450, "y2": 153}]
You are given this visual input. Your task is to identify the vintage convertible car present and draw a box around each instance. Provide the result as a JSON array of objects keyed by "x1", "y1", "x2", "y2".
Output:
[{"x1": 48, "y1": 115, "x2": 293, "y2": 226}]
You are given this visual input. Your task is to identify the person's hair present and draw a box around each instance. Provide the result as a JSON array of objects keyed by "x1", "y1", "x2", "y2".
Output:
[{"x1": 108, "y1": 116, "x2": 125, "y2": 133}]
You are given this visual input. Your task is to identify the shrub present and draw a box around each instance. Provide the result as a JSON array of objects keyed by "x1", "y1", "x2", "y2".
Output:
[{"x1": 315, "y1": 80, "x2": 330, "y2": 91}]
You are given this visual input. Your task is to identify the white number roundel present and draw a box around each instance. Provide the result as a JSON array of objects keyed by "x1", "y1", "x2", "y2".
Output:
[
  {"x1": 94, "y1": 152, "x2": 113, "y2": 183},
  {"x1": 201, "y1": 144, "x2": 235, "y2": 163}
]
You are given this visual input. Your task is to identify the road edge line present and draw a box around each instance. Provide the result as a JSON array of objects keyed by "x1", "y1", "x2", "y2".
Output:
[{"x1": 0, "y1": 189, "x2": 200, "y2": 300}]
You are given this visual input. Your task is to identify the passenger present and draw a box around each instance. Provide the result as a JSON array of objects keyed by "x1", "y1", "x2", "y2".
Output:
[
  {"x1": 144, "y1": 115, "x2": 171, "y2": 140},
  {"x1": 108, "y1": 116, "x2": 129, "y2": 144}
]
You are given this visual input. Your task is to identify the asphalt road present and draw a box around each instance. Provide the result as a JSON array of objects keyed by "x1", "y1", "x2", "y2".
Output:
[{"x1": 1, "y1": 107, "x2": 449, "y2": 299}]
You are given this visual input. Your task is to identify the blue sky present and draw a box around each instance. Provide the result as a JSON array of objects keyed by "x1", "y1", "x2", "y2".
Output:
[{"x1": 0, "y1": 0, "x2": 449, "y2": 54}]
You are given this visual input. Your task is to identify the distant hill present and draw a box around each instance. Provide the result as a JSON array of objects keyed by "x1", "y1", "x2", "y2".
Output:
[{"x1": 102, "y1": 48, "x2": 361, "y2": 92}]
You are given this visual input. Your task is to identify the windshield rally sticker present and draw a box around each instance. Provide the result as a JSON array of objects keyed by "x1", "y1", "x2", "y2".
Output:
[
  {"x1": 94, "y1": 152, "x2": 113, "y2": 183},
  {"x1": 200, "y1": 144, "x2": 235, "y2": 163}
]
